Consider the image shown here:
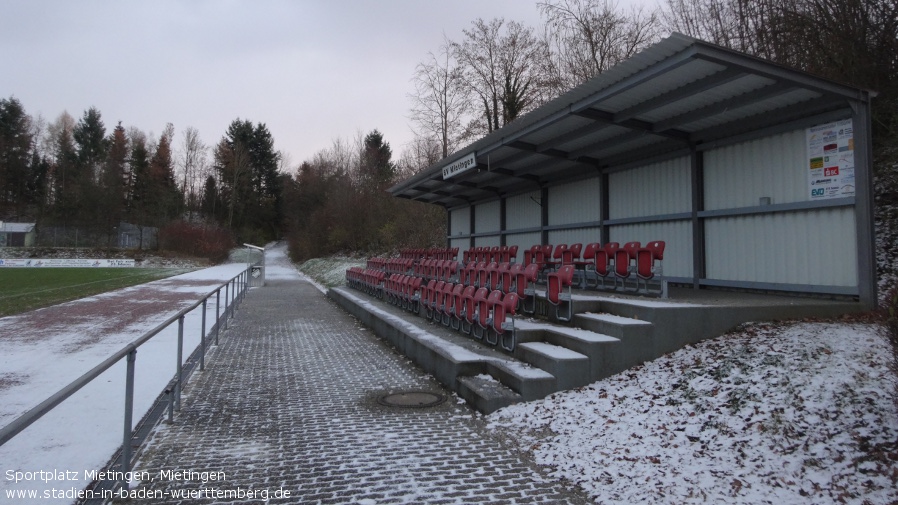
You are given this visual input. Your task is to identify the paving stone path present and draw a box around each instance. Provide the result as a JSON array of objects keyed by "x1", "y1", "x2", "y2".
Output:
[{"x1": 120, "y1": 248, "x2": 588, "y2": 504}]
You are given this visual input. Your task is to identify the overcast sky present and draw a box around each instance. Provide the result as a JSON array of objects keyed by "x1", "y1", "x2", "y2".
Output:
[{"x1": 1, "y1": 1, "x2": 654, "y2": 170}]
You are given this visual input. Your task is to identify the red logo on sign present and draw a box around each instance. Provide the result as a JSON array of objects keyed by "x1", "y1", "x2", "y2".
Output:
[{"x1": 824, "y1": 166, "x2": 839, "y2": 177}]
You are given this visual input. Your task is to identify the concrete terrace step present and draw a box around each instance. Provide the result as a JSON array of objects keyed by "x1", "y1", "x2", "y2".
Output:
[
  {"x1": 457, "y1": 375, "x2": 522, "y2": 414},
  {"x1": 329, "y1": 287, "x2": 557, "y2": 414},
  {"x1": 573, "y1": 312, "x2": 655, "y2": 373},
  {"x1": 517, "y1": 342, "x2": 590, "y2": 390},
  {"x1": 516, "y1": 319, "x2": 620, "y2": 383}
]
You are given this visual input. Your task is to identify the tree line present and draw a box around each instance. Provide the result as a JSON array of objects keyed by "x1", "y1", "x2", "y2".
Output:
[
  {"x1": 2, "y1": 0, "x2": 895, "y2": 261},
  {"x1": 409, "y1": 0, "x2": 898, "y2": 161}
]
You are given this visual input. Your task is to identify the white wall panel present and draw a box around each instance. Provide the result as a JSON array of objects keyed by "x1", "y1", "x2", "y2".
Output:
[
  {"x1": 475, "y1": 200, "x2": 501, "y2": 234},
  {"x1": 506, "y1": 191, "x2": 541, "y2": 230},
  {"x1": 608, "y1": 221, "x2": 693, "y2": 279},
  {"x1": 704, "y1": 129, "x2": 807, "y2": 210},
  {"x1": 450, "y1": 238, "x2": 469, "y2": 252},
  {"x1": 609, "y1": 156, "x2": 691, "y2": 219},
  {"x1": 548, "y1": 228, "x2": 602, "y2": 249},
  {"x1": 548, "y1": 177, "x2": 601, "y2": 225},
  {"x1": 474, "y1": 235, "x2": 501, "y2": 248},
  {"x1": 450, "y1": 207, "x2": 470, "y2": 236},
  {"x1": 705, "y1": 207, "x2": 857, "y2": 286},
  {"x1": 506, "y1": 232, "x2": 542, "y2": 263}
]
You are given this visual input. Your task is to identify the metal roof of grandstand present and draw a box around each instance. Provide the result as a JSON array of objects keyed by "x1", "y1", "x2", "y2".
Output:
[{"x1": 389, "y1": 32, "x2": 874, "y2": 208}]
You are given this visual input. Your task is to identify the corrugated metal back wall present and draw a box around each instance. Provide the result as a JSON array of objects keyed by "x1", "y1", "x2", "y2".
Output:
[
  {"x1": 449, "y1": 207, "x2": 470, "y2": 236},
  {"x1": 549, "y1": 178, "x2": 602, "y2": 225},
  {"x1": 704, "y1": 129, "x2": 806, "y2": 210},
  {"x1": 506, "y1": 191, "x2": 541, "y2": 230},
  {"x1": 702, "y1": 128, "x2": 858, "y2": 287}
]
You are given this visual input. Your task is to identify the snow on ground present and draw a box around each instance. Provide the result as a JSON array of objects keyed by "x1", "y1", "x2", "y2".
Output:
[
  {"x1": 0, "y1": 263, "x2": 247, "y2": 503},
  {"x1": 298, "y1": 255, "x2": 365, "y2": 289},
  {"x1": 487, "y1": 320, "x2": 898, "y2": 504}
]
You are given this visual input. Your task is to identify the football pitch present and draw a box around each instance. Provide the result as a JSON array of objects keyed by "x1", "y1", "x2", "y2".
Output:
[{"x1": 0, "y1": 268, "x2": 186, "y2": 317}]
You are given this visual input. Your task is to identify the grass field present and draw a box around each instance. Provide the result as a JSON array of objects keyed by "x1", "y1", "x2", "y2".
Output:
[{"x1": 0, "y1": 268, "x2": 189, "y2": 317}]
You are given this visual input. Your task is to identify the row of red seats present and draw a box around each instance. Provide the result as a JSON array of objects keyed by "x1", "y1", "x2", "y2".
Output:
[
  {"x1": 366, "y1": 258, "x2": 386, "y2": 270},
  {"x1": 462, "y1": 245, "x2": 519, "y2": 264},
  {"x1": 399, "y1": 247, "x2": 460, "y2": 260},
  {"x1": 383, "y1": 274, "x2": 423, "y2": 312},
  {"x1": 384, "y1": 258, "x2": 415, "y2": 275},
  {"x1": 345, "y1": 268, "x2": 385, "y2": 298},
  {"x1": 522, "y1": 241, "x2": 665, "y2": 294},
  {"x1": 421, "y1": 280, "x2": 520, "y2": 352},
  {"x1": 414, "y1": 259, "x2": 459, "y2": 283}
]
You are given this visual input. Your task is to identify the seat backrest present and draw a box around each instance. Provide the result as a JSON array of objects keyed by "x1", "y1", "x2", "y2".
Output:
[
  {"x1": 582, "y1": 243, "x2": 600, "y2": 261},
  {"x1": 614, "y1": 248, "x2": 631, "y2": 277},
  {"x1": 547, "y1": 265, "x2": 574, "y2": 304},
  {"x1": 563, "y1": 243, "x2": 582, "y2": 264},
  {"x1": 553, "y1": 244, "x2": 568, "y2": 260},
  {"x1": 623, "y1": 241, "x2": 641, "y2": 257},
  {"x1": 648, "y1": 240, "x2": 665, "y2": 260},
  {"x1": 636, "y1": 249, "x2": 654, "y2": 279}
]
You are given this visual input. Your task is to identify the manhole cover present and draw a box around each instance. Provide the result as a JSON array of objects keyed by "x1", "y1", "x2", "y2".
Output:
[{"x1": 377, "y1": 391, "x2": 446, "y2": 408}]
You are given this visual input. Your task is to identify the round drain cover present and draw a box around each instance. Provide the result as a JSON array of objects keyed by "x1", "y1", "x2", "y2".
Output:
[{"x1": 377, "y1": 391, "x2": 446, "y2": 408}]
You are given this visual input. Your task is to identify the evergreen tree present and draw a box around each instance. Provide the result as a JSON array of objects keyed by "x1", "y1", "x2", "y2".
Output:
[{"x1": 0, "y1": 97, "x2": 34, "y2": 210}]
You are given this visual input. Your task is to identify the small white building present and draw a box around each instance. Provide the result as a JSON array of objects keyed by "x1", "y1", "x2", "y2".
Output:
[
  {"x1": 390, "y1": 34, "x2": 877, "y2": 308},
  {"x1": 0, "y1": 222, "x2": 36, "y2": 247}
]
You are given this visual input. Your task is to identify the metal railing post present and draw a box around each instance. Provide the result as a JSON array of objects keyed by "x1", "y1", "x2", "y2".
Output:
[
  {"x1": 200, "y1": 299, "x2": 207, "y2": 371},
  {"x1": 121, "y1": 348, "x2": 136, "y2": 489},
  {"x1": 223, "y1": 283, "x2": 229, "y2": 330},
  {"x1": 175, "y1": 316, "x2": 184, "y2": 411},
  {"x1": 215, "y1": 289, "x2": 221, "y2": 345}
]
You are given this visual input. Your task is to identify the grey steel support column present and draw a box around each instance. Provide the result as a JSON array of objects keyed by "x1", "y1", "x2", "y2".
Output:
[
  {"x1": 499, "y1": 197, "x2": 507, "y2": 246},
  {"x1": 852, "y1": 98, "x2": 877, "y2": 308},
  {"x1": 469, "y1": 204, "x2": 476, "y2": 249},
  {"x1": 690, "y1": 147, "x2": 705, "y2": 290},
  {"x1": 446, "y1": 206, "x2": 452, "y2": 249},
  {"x1": 200, "y1": 299, "x2": 207, "y2": 371},
  {"x1": 540, "y1": 186, "x2": 549, "y2": 245},
  {"x1": 175, "y1": 316, "x2": 183, "y2": 411},
  {"x1": 600, "y1": 171, "x2": 610, "y2": 244},
  {"x1": 121, "y1": 348, "x2": 136, "y2": 488}
]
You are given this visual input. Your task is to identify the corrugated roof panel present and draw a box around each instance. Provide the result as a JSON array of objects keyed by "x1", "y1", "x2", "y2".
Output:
[
  {"x1": 600, "y1": 59, "x2": 726, "y2": 112},
  {"x1": 639, "y1": 74, "x2": 776, "y2": 123},
  {"x1": 578, "y1": 134, "x2": 666, "y2": 159},
  {"x1": 518, "y1": 115, "x2": 595, "y2": 145},
  {"x1": 678, "y1": 88, "x2": 822, "y2": 132},
  {"x1": 555, "y1": 125, "x2": 631, "y2": 152}
]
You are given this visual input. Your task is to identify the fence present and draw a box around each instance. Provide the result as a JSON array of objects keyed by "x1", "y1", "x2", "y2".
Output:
[
  {"x1": 35, "y1": 223, "x2": 158, "y2": 249},
  {"x1": 0, "y1": 266, "x2": 251, "y2": 493}
]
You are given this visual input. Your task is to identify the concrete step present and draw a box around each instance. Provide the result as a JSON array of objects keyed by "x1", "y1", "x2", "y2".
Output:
[
  {"x1": 516, "y1": 342, "x2": 590, "y2": 390},
  {"x1": 573, "y1": 312, "x2": 654, "y2": 372},
  {"x1": 457, "y1": 375, "x2": 521, "y2": 414}
]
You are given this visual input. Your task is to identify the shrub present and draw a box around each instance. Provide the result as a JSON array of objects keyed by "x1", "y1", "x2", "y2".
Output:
[
  {"x1": 157, "y1": 221, "x2": 236, "y2": 263},
  {"x1": 881, "y1": 285, "x2": 898, "y2": 408}
]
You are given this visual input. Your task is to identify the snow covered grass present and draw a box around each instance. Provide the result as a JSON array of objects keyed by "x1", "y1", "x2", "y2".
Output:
[
  {"x1": 297, "y1": 255, "x2": 365, "y2": 288},
  {"x1": 487, "y1": 320, "x2": 898, "y2": 504}
]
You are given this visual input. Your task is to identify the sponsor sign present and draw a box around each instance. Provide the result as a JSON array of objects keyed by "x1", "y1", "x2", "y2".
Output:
[
  {"x1": 442, "y1": 152, "x2": 477, "y2": 179},
  {"x1": 0, "y1": 258, "x2": 135, "y2": 268},
  {"x1": 807, "y1": 119, "x2": 854, "y2": 200}
]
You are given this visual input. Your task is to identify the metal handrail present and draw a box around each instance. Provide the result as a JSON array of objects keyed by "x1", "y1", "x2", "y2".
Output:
[{"x1": 0, "y1": 266, "x2": 251, "y2": 486}]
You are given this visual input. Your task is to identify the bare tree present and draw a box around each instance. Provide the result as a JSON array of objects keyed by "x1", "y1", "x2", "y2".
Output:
[
  {"x1": 540, "y1": 0, "x2": 662, "y2": 94},
  {"x1": 453, "y1": 18, "x2": 547, "y2": 135},
  {"x1": 178, "y1": 126, "x2": 207, "y2": 211},
  {"x1": 408, "y1": 37, "x2": 470, "y2": 159}
]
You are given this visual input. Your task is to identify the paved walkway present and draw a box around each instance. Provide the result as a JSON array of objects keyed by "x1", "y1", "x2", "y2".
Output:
[{"x1": 119, "y1": 246, "x2": 587, "y2": 504}]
